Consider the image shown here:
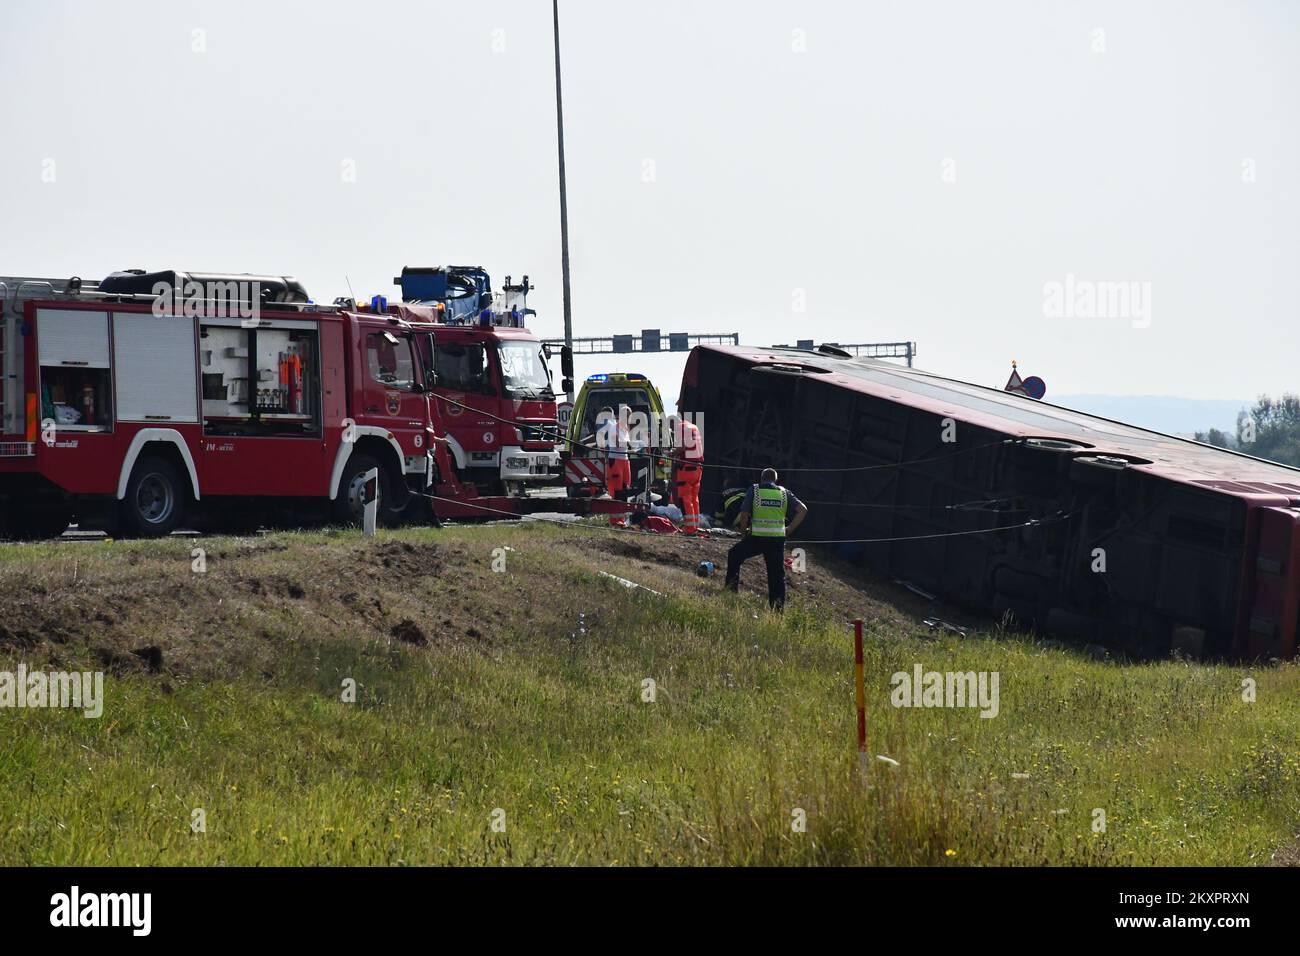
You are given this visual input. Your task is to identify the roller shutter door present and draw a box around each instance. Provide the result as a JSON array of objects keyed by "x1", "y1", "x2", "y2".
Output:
[
  {"x1": 113, "y1": 313, "x2": 198, "y2": 423},
  {"x1": 37, "y1": 309, "x2": 110, "y2": 368}
]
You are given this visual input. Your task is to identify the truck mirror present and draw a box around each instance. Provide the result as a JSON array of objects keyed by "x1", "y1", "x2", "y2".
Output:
[
  {"x1": 421, "y1": 332, "x2": 437, "y2": 387},
  {"x1": 561, "y1": 345, "x2": 574, "y2": 378},
  {"x1": 562, "y1": 377, "x2": 573, "y2": 395}
]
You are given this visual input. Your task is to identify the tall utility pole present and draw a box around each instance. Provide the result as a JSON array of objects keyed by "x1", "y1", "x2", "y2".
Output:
[{"x1": 552, "y1": 0, "x2": 575, "y2": 402}]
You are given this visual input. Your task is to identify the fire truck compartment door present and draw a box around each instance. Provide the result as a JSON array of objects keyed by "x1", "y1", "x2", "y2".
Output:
[
  {"x1": 37, "y1": 309, "x2": 110, "y2": 368},
  {"x1": 113, "y1": 313, "x2": 199, "y2": 423}
]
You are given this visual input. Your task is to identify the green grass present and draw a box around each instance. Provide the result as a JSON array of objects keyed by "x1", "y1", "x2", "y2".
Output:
[{"x1": 0, "y1": 524, "x2": 1296, "y2": 865}]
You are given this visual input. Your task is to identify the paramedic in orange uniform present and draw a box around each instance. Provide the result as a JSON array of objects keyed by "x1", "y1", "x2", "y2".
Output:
[
  {"x1": 670, "y1": 414, "x2": 704, "y2": 534},
  {"x1": 597, "y1": 405, "x2": 632, "y2": 526}
]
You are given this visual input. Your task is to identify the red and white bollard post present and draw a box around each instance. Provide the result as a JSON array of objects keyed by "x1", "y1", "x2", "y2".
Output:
[{"x1": 854, "y1": 618, "x2": 867, "y2": 779}]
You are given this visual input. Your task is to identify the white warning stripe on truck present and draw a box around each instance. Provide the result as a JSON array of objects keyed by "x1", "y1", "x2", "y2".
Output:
[{"x1": 565, "y1": 457, "x2": 605, "y2": 487}]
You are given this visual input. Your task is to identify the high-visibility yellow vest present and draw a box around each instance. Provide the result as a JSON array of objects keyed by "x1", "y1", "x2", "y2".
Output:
[
  {"x1": 714, "y1": 489, "x2": 746, "y2": 527},
  {"x1": 750, "y1": 485, "x2": 788, "y2": 538}
]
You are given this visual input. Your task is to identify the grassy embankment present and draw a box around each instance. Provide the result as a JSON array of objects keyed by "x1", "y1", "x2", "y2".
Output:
[{"x1": 0, "y1": 523, "x2": 1296, "y2": 865}]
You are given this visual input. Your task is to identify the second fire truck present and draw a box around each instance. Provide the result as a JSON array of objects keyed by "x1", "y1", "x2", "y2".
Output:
[{"x1": 392, "y1": 266, "x2": 563, "y2": 497}]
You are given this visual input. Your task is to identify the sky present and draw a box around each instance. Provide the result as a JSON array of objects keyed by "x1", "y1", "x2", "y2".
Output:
[{"x1": 1, "y1": 0, "x2": 1297, "y2": 412}]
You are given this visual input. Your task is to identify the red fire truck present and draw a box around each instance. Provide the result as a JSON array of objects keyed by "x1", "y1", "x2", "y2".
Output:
[
  {"x1": 392, "y1": 266, "x2": 562, "y2": 497},
  {"x1": 0, "y1": 270, "x2": 622, "y2": 538}
]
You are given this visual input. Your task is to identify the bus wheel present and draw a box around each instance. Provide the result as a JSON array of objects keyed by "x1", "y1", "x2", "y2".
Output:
[{"x1": 120, "y1": 457, "x2": 185, "y2": 538}]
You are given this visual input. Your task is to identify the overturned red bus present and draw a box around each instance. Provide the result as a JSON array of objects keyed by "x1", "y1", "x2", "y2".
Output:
[{"x1": 680, "y1": 343, "x2": 1300, "y2": 662}]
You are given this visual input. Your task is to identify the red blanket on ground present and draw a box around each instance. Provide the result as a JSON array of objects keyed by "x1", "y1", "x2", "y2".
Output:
[{"x1": 639, "y1": 515, "x2": 678, "y2": 535}]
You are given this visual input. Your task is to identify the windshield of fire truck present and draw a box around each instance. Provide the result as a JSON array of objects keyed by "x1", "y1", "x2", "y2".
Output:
[{"x1": 496, "y1": 342, "x2": 553, "y2": 396}]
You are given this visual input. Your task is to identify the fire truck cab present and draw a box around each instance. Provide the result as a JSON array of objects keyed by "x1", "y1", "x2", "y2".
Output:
[
  {"x1": 393, "y1": 266, "x2": 561, "y2": 497},
  {"x1": 0, "y1": 271, "x2": 450, "y2": 538}
]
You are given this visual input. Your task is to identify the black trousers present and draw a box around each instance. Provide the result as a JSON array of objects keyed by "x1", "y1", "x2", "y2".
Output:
[{"x1": 725, "y1": 535, "x2": 786, "y2": 610}]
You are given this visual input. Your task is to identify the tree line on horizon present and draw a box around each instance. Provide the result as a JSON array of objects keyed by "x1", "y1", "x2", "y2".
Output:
[{"x1": 1195, "y1": 394, "x2": 1300, "y2": 468}]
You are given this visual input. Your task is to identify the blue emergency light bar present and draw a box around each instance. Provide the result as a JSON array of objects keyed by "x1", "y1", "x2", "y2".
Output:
[{"x1": 586, "y1": 372, "x2": 648, "y2": 383}]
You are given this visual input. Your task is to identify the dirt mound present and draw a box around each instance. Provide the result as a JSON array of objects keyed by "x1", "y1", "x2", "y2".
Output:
[
  {"x1": 0, "y1": 525, "x2": 960, "y2": 682},
  {"x1": 370, "y1": 539, "x2": 441, "y2": 575},
  {"x1": 0, "y1": 534, "x2": 471, "y2": 680},
  {"x1": 389, "y1": 618, "x2": 428, "y2": 646}
]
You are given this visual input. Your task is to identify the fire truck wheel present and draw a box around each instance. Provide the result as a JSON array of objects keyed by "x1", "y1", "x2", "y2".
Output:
[
  {"x1": 333, "y1": 454, "x2": 396, "y2": 526},
  {"x1": 120, "y1": 457, "x2": 185, "y2": 538}
]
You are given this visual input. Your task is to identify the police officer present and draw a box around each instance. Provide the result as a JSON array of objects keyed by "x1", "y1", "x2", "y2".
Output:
[{"x1": 724, "y1": 468, "x2": 808, "y2": 611}]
